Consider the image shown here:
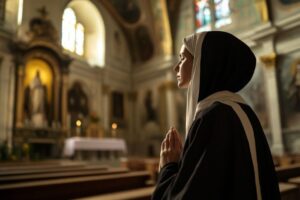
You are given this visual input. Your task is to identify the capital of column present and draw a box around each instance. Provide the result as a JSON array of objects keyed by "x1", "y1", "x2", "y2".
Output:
[{"x1": 259, "y1": 53, "x2": 276, "y2": 68}]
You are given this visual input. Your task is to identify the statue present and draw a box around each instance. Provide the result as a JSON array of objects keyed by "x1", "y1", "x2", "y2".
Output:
[
  {"x1": 144, "y1": 90, "x2": 157, "y2": 122},
  {"x1": 68, "y1": 82, "x2": 89, "y2": 132},
  {"x1": 24, "y1": 70, "x2": 48, "y2": 127}
]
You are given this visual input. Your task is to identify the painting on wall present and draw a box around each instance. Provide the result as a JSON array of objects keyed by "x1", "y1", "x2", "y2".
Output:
[
  {"x1": 224, "y1": 0, "x2": 269, "y2": 32},
  {"x1": 279, "y1": 0, "x2": 300, "y2": 5},
  {"x1": 239, "y1": 64, "x2": 269, "y2": 131},
  {"x1": 193, "y1": 0, "x2": 269, "y2": 33},
  {"x1": 278, "y1": 54, "x2": 300, "y2": 131},
  {"x1": 270, "y1": 0, "x2": 300, "y2": 21},
  {"x1": 109, "y1": 0, "x2": 141, "y2": 23}
]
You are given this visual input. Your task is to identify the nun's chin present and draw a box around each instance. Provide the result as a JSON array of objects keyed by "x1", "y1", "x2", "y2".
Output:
[{"x1": 177, "y1": 82, "x2": 189, "y2": 89}]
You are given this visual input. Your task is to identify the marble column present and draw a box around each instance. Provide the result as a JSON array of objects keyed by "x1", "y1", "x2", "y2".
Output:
[
  {"x1": 0, "y1": 56, "x2": 15, "y2": 151},
  {"x1": 164, "y1": 72, "x2": 178, "y2": 129},
  {"x1": 260, "y1": 53, "x2": 284, "y2": 155},
  {"x1": 62, "y1": 74, "x2": 69, "y2": 132},
  {"x1": 102, "y1": 84, "x2": 110, "y2": 136},
  {"x1": 16, "y1": 64, "x2": 25, "y2": 128},
  {"x1": 127, "y1": 91, "x2": 137, "y2": 143}
]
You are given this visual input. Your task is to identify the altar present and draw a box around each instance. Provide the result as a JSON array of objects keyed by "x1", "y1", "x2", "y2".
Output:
[{"x1": 63, "y1": 137, "x2": 127, "y2": 160}]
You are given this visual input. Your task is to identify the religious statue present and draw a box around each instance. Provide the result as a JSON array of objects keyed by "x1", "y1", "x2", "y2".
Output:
[
  {"x1": 68, "y1": 82, "x2": 89, "y2": 131},
  {"x1": 24, "y1": 70, "x2": 48, "y2": 127},
  {"x1": 144, "y1": 90, "x2": 157, "y2": 122}
]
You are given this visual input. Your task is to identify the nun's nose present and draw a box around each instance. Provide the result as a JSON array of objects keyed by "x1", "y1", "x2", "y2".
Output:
[{"x1": 173, "y1": 62, "x2": 179, "y2": 72}]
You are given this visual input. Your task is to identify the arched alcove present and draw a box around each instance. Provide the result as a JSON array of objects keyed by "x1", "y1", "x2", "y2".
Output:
[{"x1": 63, "y1": 0, "x2": 105, "y2": 67}]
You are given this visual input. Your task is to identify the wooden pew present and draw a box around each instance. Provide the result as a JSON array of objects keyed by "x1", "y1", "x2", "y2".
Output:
[
  {"x1": 0, "y1": 167, "x2": 127, "y2": 184},
  {"x1": 76, "y1": 186, "x2": 155, "y2": 200},
  {"x1": 288, "y1": 176, "x2": 300, "y2": 199},
  {"x1": 0, "y1": 164, "x2": 107, "y2": 177},
  {"x1": 0, "y1": 171, "x2": 151, "y2": 200},
  {"x1": 279, "y1": 183, "x2": 299, "y2": 200},
  {"x1": 276, "y1": 164, "x2": 300, "y2": 182},
  {"x1": 0, "y1": 160, "x2": 66, "y2": 167}
]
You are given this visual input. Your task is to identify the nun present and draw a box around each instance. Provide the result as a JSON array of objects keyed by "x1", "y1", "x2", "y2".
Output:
[{"x1": 152, "y1": 31, "x2": 280, "y2": 200}]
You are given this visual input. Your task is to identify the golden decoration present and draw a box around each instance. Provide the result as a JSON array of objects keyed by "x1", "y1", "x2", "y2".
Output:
[{"x1": 259, "y1": 53, "x2": 276, "y2": 68}]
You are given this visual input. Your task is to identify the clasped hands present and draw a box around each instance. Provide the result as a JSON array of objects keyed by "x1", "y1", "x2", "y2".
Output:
[{"x1": 159, "y1": 127, "x2": 183, "y2": 171}]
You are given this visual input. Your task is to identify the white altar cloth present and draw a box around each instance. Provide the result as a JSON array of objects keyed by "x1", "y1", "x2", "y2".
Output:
[{"x1": 63, "y1": 137, "x2": 127, "y2": 157}]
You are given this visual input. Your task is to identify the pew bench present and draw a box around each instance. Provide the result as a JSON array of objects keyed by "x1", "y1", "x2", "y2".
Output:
[
  {"x1": 0, "y1": 171, "x2": 151, "y2": 200},
  {"x1": 0, "y1": 164, "x2": 107, "y2": 176},
  {"x1": 279, "y1": 182, "x2": 299, "y2": 200},
  {"x1": 0, "y1": 167, "x2": 127, "y2": 184},
  {"x1": 76, "y1": 186, "x2": 155, "y2": 200},
  {"x1": 276, "y1": 164, "x2": 300, "y2": 182}
]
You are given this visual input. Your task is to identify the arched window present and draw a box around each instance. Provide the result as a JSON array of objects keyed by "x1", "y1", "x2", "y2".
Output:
[
  {"x1": 62, "y1": 0, "x2": 105, "y2": 67},
  {"x1": 62, "y1": 8, "x2": 85, "y2": 56},
  {"x1": 194, "y1": 0, "x2": 231, "y2": 32}
]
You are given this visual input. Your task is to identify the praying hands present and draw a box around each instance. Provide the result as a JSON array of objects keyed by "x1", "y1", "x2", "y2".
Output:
[{"x1": 159, "y1": 127, "x2": 183, "y2": 171}]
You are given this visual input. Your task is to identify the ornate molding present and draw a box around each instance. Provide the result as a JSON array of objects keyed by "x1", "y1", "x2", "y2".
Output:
[{"x1": 259, "y1": 53, "x2": 276, "y2": 68}]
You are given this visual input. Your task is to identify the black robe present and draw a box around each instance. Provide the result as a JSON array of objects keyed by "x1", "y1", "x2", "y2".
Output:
[{"x1": 152, "y1": 102, "x2": 280, "y2": 200}]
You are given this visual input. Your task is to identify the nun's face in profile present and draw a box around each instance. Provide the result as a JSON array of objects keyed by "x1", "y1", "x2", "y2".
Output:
[{"x1": 174, "y1": 45, "x2": 193, "y2": 88}]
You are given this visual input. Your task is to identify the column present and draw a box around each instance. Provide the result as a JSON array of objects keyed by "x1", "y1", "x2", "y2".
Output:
[
  {"x1": 16, "y1": 64, "x2": 25, "y2": 127},
  {"x1": 0, "y1": 56, "x2": 15, "y2": 152},
  {"x1": 165, "y1": 72, "x2": 178, "y2": 129},
  {"x1": 102, "y1": 84, "x2": 110, "y2": 137},
  {"x1": 127, "y1": 91, "x2": 137, "y2": 144},
  {"x1": 260, "y1": 53, "x2": 284, "y2": 155},
  {"x1": 62, "y1": 74, "x2": 69, "y2": 131}
]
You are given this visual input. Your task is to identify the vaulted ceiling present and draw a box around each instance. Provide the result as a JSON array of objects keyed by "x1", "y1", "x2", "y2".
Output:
[{"x1": 97, "y1": 0, "x2": 182, "y2": 64}]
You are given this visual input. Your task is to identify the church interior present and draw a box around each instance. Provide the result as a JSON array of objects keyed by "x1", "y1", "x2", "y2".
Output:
[{"x1": 1, "y1": 0, "x2": 300, "y2": 199}]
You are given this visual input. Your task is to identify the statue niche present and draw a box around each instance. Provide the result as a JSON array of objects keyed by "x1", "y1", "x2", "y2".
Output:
[
  {"x1": 68, "y1": 81, "x2": 89, "y2": 136},
  {"x1": 24, "y1": 70, "x2": 48, "y2": 127}
]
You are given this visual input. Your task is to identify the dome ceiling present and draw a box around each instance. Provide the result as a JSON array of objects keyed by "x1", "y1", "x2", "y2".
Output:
[{"x1": 98, "y1": 0, "x2": 182, "y2": 64}]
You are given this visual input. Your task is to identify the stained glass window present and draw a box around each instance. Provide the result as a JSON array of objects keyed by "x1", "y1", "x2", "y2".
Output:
[
  {"x1": 214, "y1": 0, "x2": 232, "y2": 28},
  {"x1": 194, "y1": 0, "x2": 232, "y2": 31},
  {"x1": 195, "y1": 0, "x2": 212, "y2": 32}
]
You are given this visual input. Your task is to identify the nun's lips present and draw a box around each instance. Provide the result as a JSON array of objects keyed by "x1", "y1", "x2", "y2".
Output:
[{"x1": 177, "y1": 76, "x2": 181, "y2": 80}]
